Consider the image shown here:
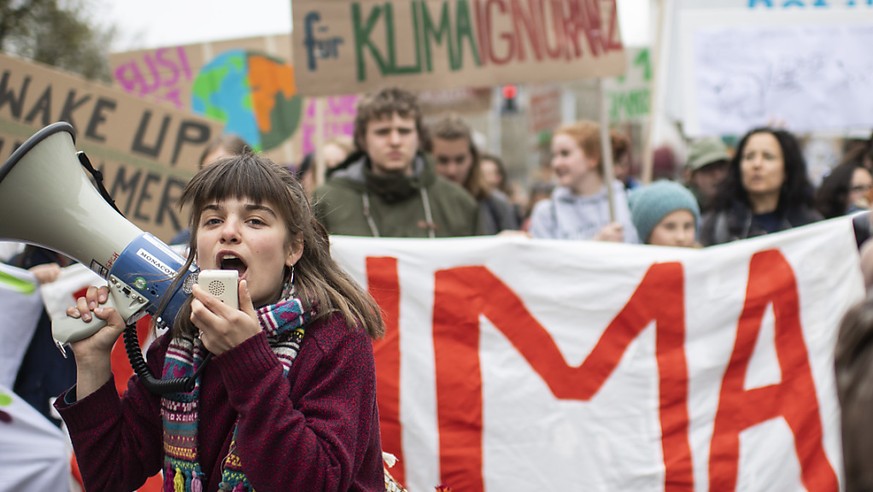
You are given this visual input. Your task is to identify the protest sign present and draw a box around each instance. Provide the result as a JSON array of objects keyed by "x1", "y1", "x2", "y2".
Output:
[
  {"x1": 300, "y1": 95, "x2": 358, "y2": 156},
  {"x1": 0, "y1": 264, "x2": 42, "y2": 388},
  {"x1": 0, "y1": 54, "x2": 224, "y2": 242},
  {"x1": 109, "y1": 36, "x2": 490, "y2": 165},
  {"x1": 0, "y1": 385, "x2": 69, "y2": 490},
  {"x1": 662, "y1": 0, "x2": 873, "y2": 136},
  {"x1": 292, "y1": 0, "x2": 626, "y2": 96},
  {"x1": 331, "y1": 217, "x2": 861, "y2": 491},
  {"x1": 109, "y1": 35, "x2": 303, "y2": 163},
  {"x1": 603, "y1": 47, "x2": 651, "y2": 122}
]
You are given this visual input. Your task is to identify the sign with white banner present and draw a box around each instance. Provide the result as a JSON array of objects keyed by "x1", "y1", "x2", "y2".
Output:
[
  {"x1": 330, "y1": 217, "x2": 862, "y2": 491},
  {"x1": 662, "y1": 0, "x2": 873, "y2": 136}
]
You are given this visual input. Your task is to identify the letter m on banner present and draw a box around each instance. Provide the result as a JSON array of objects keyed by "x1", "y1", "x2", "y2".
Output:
[
  {"x1": 429, "y1": 262, "x2": 693, "y2": 491},
  {"x1": 368, "y1": 258, "x2": 693, "y2": 490}
]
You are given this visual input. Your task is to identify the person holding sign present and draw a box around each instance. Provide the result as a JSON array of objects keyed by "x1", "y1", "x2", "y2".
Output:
[
  {"x1": 699, "y1": 127, "x2": 821, "y2": 246},
  {"x1": 313, "y1": 87, "x2": 478, "y2": 238},
  {"x1": 528, "y1": 120, "x2": 638, "y2": 242},
  {"x1": 55, "y1": 154, "x2": 387, "y2": 491}
]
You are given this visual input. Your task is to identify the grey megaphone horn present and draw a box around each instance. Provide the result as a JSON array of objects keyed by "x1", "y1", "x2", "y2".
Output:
[{"x1": 0, "y1": 122, "x2": 201, "y2": 394}]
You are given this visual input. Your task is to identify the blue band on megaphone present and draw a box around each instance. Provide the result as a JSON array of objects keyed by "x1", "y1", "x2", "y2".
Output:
[{"x1": 109, "y1": 233, "x2": 196, "y2": 329}]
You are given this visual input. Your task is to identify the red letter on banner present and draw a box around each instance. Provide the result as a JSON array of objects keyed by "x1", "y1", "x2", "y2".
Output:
[
  {"x1": 708, "y1": 250, "x2": 838, "y2": 491},
  {"x1": 366, "y1": 257, "x2": 405, "y2": 484},
  {"x1": 432, "y1": 262, "x2": 692, "y2": 491}
]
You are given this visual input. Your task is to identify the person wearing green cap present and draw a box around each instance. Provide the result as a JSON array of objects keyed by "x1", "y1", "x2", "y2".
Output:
[
  {"x1": 683, "y1": 137, "x2": 731, "y2": 214},
  {"x1": 629, "y1": 180, "x2": 700, "y2": 247}
]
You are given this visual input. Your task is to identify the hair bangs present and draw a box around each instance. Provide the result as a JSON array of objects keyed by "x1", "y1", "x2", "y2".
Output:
[{"x1": 181, "y1": 154, "x2": 296, "y2": 228}]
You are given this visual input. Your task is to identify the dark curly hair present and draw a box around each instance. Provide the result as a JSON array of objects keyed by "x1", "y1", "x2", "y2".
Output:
[
  {"x1": 713, "y1": 127, "x2": 815, "y2": 214},
  {"x1": 816, "y1": 161, "x2": 870, "y2": 219}
]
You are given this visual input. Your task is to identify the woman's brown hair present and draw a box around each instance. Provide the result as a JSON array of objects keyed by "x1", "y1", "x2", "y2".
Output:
[{"x1": 172, "y1": 153, "x2": 384, "y2": 339}]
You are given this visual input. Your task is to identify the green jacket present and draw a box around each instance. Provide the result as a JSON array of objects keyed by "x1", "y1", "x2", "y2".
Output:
[{"x1": 313, "y1": 153, "x2": 478, "y2": 238}]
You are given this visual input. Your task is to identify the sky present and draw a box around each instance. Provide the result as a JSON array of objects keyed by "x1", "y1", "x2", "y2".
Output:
[{"x1": 99, "y1": 0, "x2": 651, "y2": 52}]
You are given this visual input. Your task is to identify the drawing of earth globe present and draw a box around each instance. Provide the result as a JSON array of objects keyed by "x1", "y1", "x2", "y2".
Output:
[{"x1": 192, "y1": 50, "x2": 303, "y2": 152}]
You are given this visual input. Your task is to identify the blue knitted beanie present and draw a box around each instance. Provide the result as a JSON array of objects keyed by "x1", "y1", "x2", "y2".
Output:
[{"x1": 628, "y1": 180, "x2": 701, "y2": 243}]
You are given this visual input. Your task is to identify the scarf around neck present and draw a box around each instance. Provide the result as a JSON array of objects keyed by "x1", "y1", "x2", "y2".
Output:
[
  {"x1": 160, "y1": 296, "x2": 317, "y2": 492},
  {"x1": 363, "y1": 154, "x2": 434, "y2": 204}
]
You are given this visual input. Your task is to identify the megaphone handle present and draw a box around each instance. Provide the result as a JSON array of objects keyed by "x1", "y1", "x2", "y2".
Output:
[
  {"x1": 52, "y1": 295, "x2": 117, "y2": 346},
  {"x1": 52, "y1": 279, "x2": 148, "y2": 347}
]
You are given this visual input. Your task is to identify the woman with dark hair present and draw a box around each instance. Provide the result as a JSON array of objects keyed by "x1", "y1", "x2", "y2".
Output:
[
  {"x1": 815, "y1": 161, "x2": 873, "y2": 219},
  {"x1": 699, "y1": 127, "x2": 822, "y2": 246}
]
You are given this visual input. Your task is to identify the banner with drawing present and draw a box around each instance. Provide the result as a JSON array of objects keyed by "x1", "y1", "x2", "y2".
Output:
[
  {"x1": 330, "y1": 218, "x2": 861, "y2": 491},
  {"x1": 0, "y1": 54, "x2": 223, "y2": 242},
  {"x1": 108, "y1": 36, "x2": 491, "y2": 165},
  {"x1": 664, "y1": 1, "x2": 873, "y2": 136},
  {"x1": 292, "y1": 0, "x2": 626, "y2": 96},
  {"x1": 108, "y1": 35, "x2": 304, "y2": 163}
]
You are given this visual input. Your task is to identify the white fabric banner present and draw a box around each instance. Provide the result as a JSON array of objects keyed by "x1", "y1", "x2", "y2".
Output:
[
  {"x1": 0, "y1": 385, "x2": 70, "y2": 491},
  {"x1": 0, "y1": 263, "x2": 43, "y2": 388},
  {"x1": 331, "y1": 217, "x2": 862, "y2": 491}
]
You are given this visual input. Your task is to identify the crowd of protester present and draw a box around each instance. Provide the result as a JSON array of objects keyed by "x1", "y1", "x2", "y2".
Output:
[
  {"x1": 6, "y1": 84, "x2": 873, "y2": 491},
  {"x1": 286, "y1": 87, "x2": 873, "y2": 254}
]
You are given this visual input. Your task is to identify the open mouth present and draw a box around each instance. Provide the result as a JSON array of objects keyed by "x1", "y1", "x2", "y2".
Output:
[{"x1": 218, "y1": 254, "x2": 248, "y2": 278}]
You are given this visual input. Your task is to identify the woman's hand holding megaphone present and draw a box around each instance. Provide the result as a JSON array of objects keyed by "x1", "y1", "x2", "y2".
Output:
[{"x1": 64, "y1": 285, "x2": 128, "y2": 400}]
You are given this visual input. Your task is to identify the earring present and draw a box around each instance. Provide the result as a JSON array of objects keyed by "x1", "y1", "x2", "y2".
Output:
[{"x1": 282, "y1": 264, "x2": 296, "y2": 298}]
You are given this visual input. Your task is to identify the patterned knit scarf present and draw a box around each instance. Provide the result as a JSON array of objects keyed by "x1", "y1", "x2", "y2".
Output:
[{"x1": 160, "y1": 296, "x2": 316, "y2": 492}]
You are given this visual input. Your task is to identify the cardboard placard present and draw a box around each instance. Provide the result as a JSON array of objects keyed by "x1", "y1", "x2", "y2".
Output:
[
  {"x1": 292, "y1": 0, "x2": 626, "y2": 96},
  {"x1": 0, "y1": 54, "x2": 224, "y2": 242}
]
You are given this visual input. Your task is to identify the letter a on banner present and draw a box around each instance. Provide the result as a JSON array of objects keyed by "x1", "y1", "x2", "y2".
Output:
[{"x1": 709, "y1": 250, "x2": 838, "y2": 491}]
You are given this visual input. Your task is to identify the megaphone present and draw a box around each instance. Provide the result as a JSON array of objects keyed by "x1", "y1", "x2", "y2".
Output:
[{"x1": 0, "y1": 122, "x2": 198, "y2": 393}]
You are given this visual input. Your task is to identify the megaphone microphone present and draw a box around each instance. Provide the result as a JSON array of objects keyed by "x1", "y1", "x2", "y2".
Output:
[{"x1": 0, "y1": 122, "x2": 200, "y2": 394}]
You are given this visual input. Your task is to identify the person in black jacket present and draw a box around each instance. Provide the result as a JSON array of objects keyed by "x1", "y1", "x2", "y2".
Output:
[{"x1": 699, "y1": 127, "x2": 822, "y2": 246}]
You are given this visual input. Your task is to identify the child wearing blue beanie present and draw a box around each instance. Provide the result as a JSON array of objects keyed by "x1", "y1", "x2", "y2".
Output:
[{"x1": 629, "y1": 180, "x2": 701, "y2": 247}]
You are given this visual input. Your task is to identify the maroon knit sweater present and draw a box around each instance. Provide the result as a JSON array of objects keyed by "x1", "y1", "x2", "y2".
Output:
[{"x1": 55, "y1": 313, "x2": 384, "y2": 491}]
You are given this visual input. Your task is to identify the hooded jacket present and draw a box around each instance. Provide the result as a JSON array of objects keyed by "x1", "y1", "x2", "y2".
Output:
[
  {"x1": 528, "y1": 181, "x2": 639, "y2": 243},
  {"x1": 313, "y1": 152, "x2": 478, "y2": 238}
]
